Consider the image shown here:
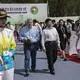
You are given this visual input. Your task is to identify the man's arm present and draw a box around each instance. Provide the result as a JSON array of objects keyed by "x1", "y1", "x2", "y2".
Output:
[
  {"x1": 19, "y1": 28, "x2": 27, "y2": 41},
  {"x1": 30, "y1": 28, "x2": 41, "y2": 43},
  {"x1": 41, "y1": 31, "x2": 46, "y2": 52}
]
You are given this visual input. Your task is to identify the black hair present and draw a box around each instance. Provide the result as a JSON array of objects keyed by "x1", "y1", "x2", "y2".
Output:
[
  {"x1": 58, "y1": 19, "x2": 65, "y2": 28},
  {"x1": 52, "y1": 19, "x2": 56, "y2": 23},
  {"x1": 45, "y1": 18, "x2": 52, "y2": 24},
  {"x1": 7, "y1": 22, "x2": 10, "y2": 25},
  {"x1": 33, "y1": 19, "x2": 38, "y2": 23}
]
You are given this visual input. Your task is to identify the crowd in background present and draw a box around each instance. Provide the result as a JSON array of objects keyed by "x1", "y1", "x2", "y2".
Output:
[
  {"x1": 6, "y1": 18, "x2": 80, "y2": 58},
  {"x1": 4, "y1": 18, "x2": 80, "y2": 76},
  {"x1": 13, "y1": 18, "x2": 80, "y2": 41}
]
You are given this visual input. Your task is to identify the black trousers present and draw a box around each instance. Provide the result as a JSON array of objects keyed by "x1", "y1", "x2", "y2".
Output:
[{"x1": 45, "y1": 41, "x2": 58, "y2": 72}]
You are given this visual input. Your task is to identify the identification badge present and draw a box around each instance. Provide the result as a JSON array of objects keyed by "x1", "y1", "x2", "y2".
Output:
[
  {"x1": 3, "y1": 51, "x2": 9, "y2": 56},
  {"x1": 2, "y1": 51, "x2": 10, "y2": 64}
]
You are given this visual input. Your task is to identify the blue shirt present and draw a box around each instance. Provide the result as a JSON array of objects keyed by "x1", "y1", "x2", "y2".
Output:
[{"x1": 19, "y1": 26, "x2": 40, "y2": 42}]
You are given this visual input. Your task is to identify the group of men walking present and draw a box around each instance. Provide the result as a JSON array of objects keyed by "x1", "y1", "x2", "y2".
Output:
[
  {"x1": 19, "y1": 18, "x2": 60, "y2": 76},
  {"x1": 0, "y1": 8, "x2": 69, "y2": 80}
]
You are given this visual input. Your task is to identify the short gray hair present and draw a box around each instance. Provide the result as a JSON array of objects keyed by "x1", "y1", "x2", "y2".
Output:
[{"x1": 27, "y1": 18, "x2": 33, "y2": 23}]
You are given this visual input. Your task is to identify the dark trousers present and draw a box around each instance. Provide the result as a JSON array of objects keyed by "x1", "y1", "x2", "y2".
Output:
[
  {"x1": 31, "y1": 49, "x2": 37, "y2": 69},
  {"x1": 24, "y1": 41, "x2": 38, "y2": 72},
  {"x1": 45, "y1": 41, "x2": 58, "y2": 72}
]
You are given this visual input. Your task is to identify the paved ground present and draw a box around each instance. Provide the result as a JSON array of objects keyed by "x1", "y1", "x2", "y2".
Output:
[{"x1": 14, "y1": 43, "x2": 80, "y2": 80}]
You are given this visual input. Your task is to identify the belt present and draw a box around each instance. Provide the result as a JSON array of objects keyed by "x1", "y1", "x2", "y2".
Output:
[
  {"x1": 45, "y1": 41, "x2": 57, "y2": 45},
  {"x1": 45, "y1": 41, "x2": 56, "y2": 43}
]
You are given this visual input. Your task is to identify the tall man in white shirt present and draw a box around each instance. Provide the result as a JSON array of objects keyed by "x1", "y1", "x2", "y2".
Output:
[{"x1": 42, "y1": 19, "x2": 60, "y2": 75}]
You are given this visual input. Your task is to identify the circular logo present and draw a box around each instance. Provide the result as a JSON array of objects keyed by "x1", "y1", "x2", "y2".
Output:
[{"x1": 30, "y1": 6, "x2": 38, "y2": 15}]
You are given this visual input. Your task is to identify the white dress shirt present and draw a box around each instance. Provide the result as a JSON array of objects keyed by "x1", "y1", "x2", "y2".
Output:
[
  {"x1": 42, "y1": 27, "x2": 60, "y2": 49},
  {"x1": 35, "y1": 23, "x2": 42, "y2": 35}
]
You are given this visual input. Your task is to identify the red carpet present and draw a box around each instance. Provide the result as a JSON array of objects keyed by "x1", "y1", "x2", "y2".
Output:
[{"x1": 57, "y1": 50, "x2": 80, "y2": 63}]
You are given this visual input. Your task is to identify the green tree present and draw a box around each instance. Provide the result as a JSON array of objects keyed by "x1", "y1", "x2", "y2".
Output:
[{"x1": 1, "y1": 0, "x2": 80, "y2": 17}]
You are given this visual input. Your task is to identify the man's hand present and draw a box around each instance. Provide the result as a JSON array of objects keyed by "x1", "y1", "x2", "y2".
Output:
[
  {"x1": 24, "y1": 38, "x2": 35, "y2": 44},
  {"x1": 0, "y1": 56, "x2": 4, "y2": 65},
  {"x1": 63, "y1": 34, "x2": 67, "y2": 38},
  {"x1": 24, "y1": 38, "x2": 28, "y2": 41},
  {"x1": 43, "y1": 48, "x2": 46, "y2": 52},
  {"x1": 26, "y1": 39, "x2": 34, "y2": 44},
  {"x1": 57, "y1": 47, "x2": 62, "y2": 52},
  {"x1": 30, "y1": 40, "x2": 35, "y2": 44}
]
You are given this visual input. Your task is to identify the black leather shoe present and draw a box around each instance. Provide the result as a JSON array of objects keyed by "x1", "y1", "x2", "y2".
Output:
[
  {"x1": 50, "y1": 71, "x2": 55, "y2": 75},
  {"x1": 24, "y1": 72, "x2": 30, "y2": 77},
  {"x1": 63, "y1": 58, "x2": 68, "y2": 61},
  {"x1": 31, "y1": 69, "x2": 36, "y2": 72}
]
